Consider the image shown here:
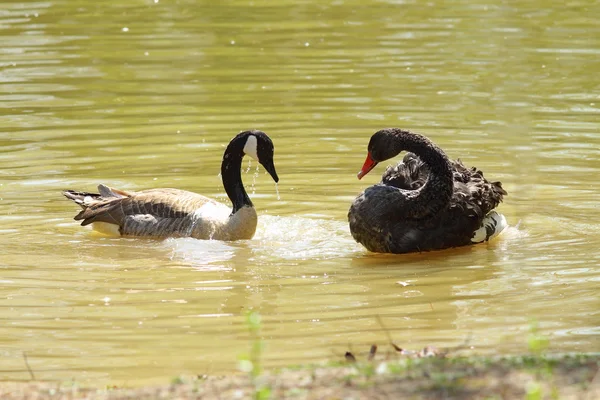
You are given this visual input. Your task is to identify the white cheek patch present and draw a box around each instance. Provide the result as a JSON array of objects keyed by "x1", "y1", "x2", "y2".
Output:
[{"x1": 243, "y1": 134, "x2": 259, "y2": 161}]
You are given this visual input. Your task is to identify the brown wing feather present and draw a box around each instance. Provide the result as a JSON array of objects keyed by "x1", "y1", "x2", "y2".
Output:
[{"x1": 64, "y1": 186, "x2": 215, "y2": 230}]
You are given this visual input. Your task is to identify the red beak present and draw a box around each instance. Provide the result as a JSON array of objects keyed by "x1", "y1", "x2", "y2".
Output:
[{"x1": 357, "y1": 152, "x2": 378, "y2": 180}]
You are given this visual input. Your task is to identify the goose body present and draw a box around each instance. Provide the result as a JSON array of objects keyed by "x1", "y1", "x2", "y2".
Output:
[
  {"x1": 63, "y1": 130, "x2": 278, "y2": 241},
  {"x1": 348, "y1": 128, "x2": 507, "y2": 254}
]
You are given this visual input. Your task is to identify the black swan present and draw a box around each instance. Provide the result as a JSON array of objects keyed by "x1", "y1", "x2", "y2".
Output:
[
  {"x1": 63, "y1": 130, "x2": 278, "y2": 241},
  {"x1": 348, "y1": 128, "x2": 507, "y2": 254}
]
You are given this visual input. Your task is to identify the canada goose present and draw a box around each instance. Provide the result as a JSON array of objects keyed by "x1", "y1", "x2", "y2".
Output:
[
  {"x1": 63, "y1": 130, "x2": 278, "y2": 241},
  {"x1": 348, "y1": 128, "x2": 507, "y2": 254}
]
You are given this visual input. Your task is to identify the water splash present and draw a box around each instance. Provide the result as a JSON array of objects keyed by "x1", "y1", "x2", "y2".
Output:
[
  {"x1": 274, "y1": 182, "x2": 281, "y2": 200},
  {"x1": 251, "y1": 165, "x2": 259, "y2": 195},
  {"x1": 253, "y1": 215, "x2": 362, "y2": 260},
  {"x1": 245, "y1": 158, "x2": 252, "y2": 174},
  {"x1": 166, "y1": 215, "x2": 363, "y2": 265}
]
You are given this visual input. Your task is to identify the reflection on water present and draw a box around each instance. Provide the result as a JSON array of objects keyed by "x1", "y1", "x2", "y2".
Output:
[{"x1": 1, "y1": 0, "x2": 600, "y2": 387}]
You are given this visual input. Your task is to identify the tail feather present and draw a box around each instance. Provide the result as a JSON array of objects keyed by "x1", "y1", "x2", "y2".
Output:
[
  {"x1": 62, "y1": 185, "x2": 132, "y2": 225},
  {"x1": 63, "y1": 185, "x2": 128, "y2": 205},
  {"x1": 62, "y1": 190, "x2": 102, "y2": 209},
  {"x1": 97, "y1": 184, "x2": 128, "y2": 199}
]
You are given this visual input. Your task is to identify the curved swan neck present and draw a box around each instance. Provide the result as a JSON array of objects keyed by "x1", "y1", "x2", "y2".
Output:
[
  {"x1": 388, "y1": 129, "x2": 451, "y2": 174},
  {"x1": 221, "y1": 135, "x2": 253, "y2": 214},
  {"x1": 388, "y1": 129, "x2": 454, "y2": 217}
]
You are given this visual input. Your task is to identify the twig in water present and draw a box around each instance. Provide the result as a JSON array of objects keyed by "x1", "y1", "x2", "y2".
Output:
[
  {"x1": 368, "y1": 344, "x2": 377, "y2": 361},
  {"x1": 23, "y1": 351, "x2": 35, "y2": 381},
  {"x1": 375, "y1": 315, "x2": 403, "y2": 352},
  {"x1": 344, "y1": 351, "x2": 356, "y2": 363}
]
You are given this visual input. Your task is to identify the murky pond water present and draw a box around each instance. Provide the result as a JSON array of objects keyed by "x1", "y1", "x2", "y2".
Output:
[{"x1": 1, "y1": 0, "x2": 599, "y2": 386}]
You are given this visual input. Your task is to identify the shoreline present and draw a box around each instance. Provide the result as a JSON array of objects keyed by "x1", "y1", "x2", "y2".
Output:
[{"x1": 2, "y1": 353, "x2": 598, "y2": 399}]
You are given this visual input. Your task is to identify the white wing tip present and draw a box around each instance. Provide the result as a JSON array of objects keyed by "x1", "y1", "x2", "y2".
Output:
[{"x1": 471, "y1": 211, "x2": 507, "y2": 243}]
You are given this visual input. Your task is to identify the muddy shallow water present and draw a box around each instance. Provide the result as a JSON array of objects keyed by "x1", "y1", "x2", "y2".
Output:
[{"x1": 1, "y1": 0, "x2": 599, "y2": 385}]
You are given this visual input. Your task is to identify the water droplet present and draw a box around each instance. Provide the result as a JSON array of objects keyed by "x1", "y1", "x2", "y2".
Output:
[
  {"x1": 304, "y1": 42, "x2": 310, "y2": 47},
  {"x1": 275, "y1": 182, "x2": 281, "y2": 200},
  {"x1": 230, "y1": 40, "x2": 236, "y2": 45},
  {"x1": 122, "y1": 27, "x2": 129, "y2": 32},
  {"x1": 245, "y1": 158, "x2": 252, "y2": 173},
  {"x1": 154, "y1": 0, "x2": 159, "y2": 3},
  {"x1": 251, "y1": 166, "x2": 259, "y2": 195},
  {"x1": 144, "y1": 51, "x2": 149, "y2": 56}
]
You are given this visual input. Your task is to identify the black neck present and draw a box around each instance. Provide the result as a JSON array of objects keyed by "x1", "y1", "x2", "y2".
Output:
[
  {"x1": 221, "y1": 137, "x2": 253, "y2": 214},
  {"x1": 391, "y1": 130, "x2": 452, "y2": 179},
  {"x1": 391, "y1": 129, "x2": 454, "y2": 217}
]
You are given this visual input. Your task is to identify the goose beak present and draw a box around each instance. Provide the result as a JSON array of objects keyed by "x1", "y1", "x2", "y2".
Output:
[
  {"x1": 262, "y1": 160, "x2": 279, "y2": 183},
  {"x1": 357, "y1": 152, "x2": 378, "y2": 180}
]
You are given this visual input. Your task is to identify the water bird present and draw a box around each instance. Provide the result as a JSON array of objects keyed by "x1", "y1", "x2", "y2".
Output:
[
  {"x1": 63, "y1": 130, "x2": 278, "y2": 241},
  {"x1": 348, "y1": 128, "x2": 507, "y2": 254}
]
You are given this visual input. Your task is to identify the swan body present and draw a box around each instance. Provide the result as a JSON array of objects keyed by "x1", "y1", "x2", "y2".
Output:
[
  {"x1": 63, "y1": 130, "x2": 278, "y2": 241},
  {"x1": 348, "y1": 128, "x2": 507, "y2": 254}
]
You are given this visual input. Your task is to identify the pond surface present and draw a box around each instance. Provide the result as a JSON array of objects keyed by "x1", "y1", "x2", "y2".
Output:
[{"x1": 1, "y1": 0, "x2": 599, "y2": 386}]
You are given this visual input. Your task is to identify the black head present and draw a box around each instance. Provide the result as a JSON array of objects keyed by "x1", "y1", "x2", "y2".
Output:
[
  {"x1": 367, "y1": 128, "x2": 407, "y2": 162},
  {"x1": 357, "y1": 128, "x2": 405, "y2": 179},
  {"x1": 235, "y1": 130, "x2": 279, "y2": 183}
]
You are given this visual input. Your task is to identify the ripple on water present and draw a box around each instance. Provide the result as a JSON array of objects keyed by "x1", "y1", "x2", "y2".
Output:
[
  {"x1": 253, "y1": 215, "x2": 364, "y2": 261},
  {"x1": 164, "y1": 215, "x2": 364, "y2": 267},
  {"x1": 164, "y1": 215, "x2": 526, "y2": 267}
]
